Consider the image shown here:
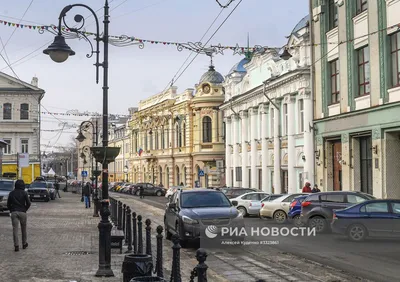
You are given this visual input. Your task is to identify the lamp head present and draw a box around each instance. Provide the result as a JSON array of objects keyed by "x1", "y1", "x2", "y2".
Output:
[
  {"x1": 280, "y1": 48, "x2": 292, "y2": 61},
  {"x1": 43, "y1": 35, "x2": 75, "y2": 63},
  {"x1": 76, "y1": 132, "x2": 86, "y2": 143}
]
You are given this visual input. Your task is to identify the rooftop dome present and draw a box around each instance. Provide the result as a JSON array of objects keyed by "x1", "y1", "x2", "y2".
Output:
[
  {"x1": 228, "y1": 57, "x2": 250, "y2": 75},
  {"x1": 199, "y1": 65, "x2": 224, "y2": 84},
  {"x1": 291, "y1": 15, "x2": 309, "y2": 35}
]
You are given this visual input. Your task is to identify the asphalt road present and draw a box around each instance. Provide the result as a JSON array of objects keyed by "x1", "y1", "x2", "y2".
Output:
[{"x1": 113, "y1": 191, "x2": 400, "y2": 282}]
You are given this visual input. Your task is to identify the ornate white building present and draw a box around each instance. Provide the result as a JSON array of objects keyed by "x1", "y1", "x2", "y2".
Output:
[{"x1": 221, "y1": 16, "x2": 314, "y2": 193}]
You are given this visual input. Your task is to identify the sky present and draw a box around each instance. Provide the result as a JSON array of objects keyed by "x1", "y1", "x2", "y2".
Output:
[{"x1": 0, "y1": 0, "x2": 308, "y2": 151}]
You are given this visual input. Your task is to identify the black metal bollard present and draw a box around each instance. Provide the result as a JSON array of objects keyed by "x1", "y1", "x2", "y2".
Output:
[
  {"x1": 123, "y1": 204, "x2": 126, "y2": 239},
  {"x1": 137, "y1": 215, "x2": 143, "y2": 254},
  {"x1": 145, "y1": 219, "x2": 152, "y2": 256},
  {"x1": 153, "y1": 225, "x2": 164, "y2": 278},
  {"x1": 118, "y1": 201, "x2": 123, "y2": 230},
  {"x1": 124, "y1": 205, "x2": 130, "y2": 245},
  {"x1": 132, "y1": 212, "x2": 137, "y2": 254},
  {"x1": 114, "y1": 199, "x2": 118, "y2": 225},
  {"x1": 195, "y1": 249, "x2": 208, "y2": 282},
  {"x1": 125, "y1": 206, "x2": 133, "y2": 253},
  {"x1": 170, "y1": 234, "x2": 182, "y2": 282}
]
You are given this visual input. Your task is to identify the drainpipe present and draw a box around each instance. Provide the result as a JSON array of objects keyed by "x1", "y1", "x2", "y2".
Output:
[{"x1": 309, "y1": 0, "x2": 316, "y2": 186}]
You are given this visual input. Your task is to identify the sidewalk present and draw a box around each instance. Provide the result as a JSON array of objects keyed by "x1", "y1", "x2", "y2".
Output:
[{"x1": 0, "y1": 192, "x2": 123, "y2": 282}]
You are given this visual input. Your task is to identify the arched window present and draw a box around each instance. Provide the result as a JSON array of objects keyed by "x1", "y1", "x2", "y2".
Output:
[
  {"x1": 3, "y1": 103, "x2": 11, "y2": 120},
  {"x1": 182, "y1": 123, "x2": 186, "y2": 147},
  {"x1": 20, "y1": 103, "x2": 29, "y2": 120},
  {"x1": 175, "y1": 123, "x2": 182, "y2": 147},
  {"x1": 202, "y1": 116, "x2": 212, "y2": 143},
  {"x1": 161, "y1": 126, "x2": 165, "y2": 149},
  {"x1": 155, "y1": 129, "x2": 159, "y2": 150},
  {"x1": 176, "y1": 166, "x2": 180, "y2": 185}
]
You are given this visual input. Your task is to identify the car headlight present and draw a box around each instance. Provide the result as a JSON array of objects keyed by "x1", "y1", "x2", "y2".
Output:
[{"x1": 182, "y1": 215, "x2": 198, "y2": 225}]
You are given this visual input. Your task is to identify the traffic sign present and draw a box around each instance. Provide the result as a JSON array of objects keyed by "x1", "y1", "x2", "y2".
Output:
[
  {"x1": 198, "y1": 170, "x2": 204, "y2": 177},
  {"x1": 81, "y1": 171, "x2": 88, "y2": 177}
]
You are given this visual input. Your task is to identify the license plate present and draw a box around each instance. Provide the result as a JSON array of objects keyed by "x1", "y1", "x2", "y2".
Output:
[{"x1": 33, "y1": 195, "x2": 41, "y2": 198}]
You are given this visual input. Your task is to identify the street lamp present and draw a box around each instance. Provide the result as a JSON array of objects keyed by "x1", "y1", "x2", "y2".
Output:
[
  {"x1": 280, "y1": 47, "x2": 292, "y2": 60},
  {"x1": 44, "y1": 1, "x2": 119, "y2": 277},
  {"x1": 76, "y1": 120, "x2": 100, "y2": 217}
]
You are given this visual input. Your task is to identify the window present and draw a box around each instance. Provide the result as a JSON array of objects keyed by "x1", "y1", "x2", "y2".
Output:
[
  {"x1": 330, "y1": 60, "x2": 340, "y2": 103},
  {"x1": 161, "y1": 126, "x2": 165, "y2": 149},
  {"x1": 155, "y1": 130, "x2": 159, "y2": 150},
  {"x1": 391, "y1": 202, "x2": 400, "y2": 214},
  {"x1": 134, "y1": 132, "x2": 138, "y2": 152},
  {"x1": 347, "y1": 194, "x2": 368, "y2": 204},
  {"x1": 357, "y1": 46, "x2": 370, "y2": 96},
  {"x1": 360, "y1": 136, "x2": 373, "y2": 195},
  {"x1": 241, "y1": 193, "x2": 259, "y2": 200},
  {"x1": 175, "y1": 124, "x2": 182, "y2": 147},
  {"x1": 390, "y1": 32, "x2": 400, "y2": 87},
  {"x1": 3, "y1": 139, "x2": 11, "y2": 154},
  {"x1": 270, "y1": 109, "x2": 274, "y2": 137},
  {"x1": 235, "y1": 167, "x2": 242, "y2": 182},
  {"x1": 149, "y1": 132, "x2": 153, "y2": 150},
  {"x1": 182, "y1": 124, "x2": 186, "y2": 147},
  {"x1": 144, "y1": 134, "x2": 147, "y2": 151},
  {"x1": 298, "y1": 100, "x2": 304, "y2": 133},
  {"x1": 320, "y1": 194, "x2": 345, "y2": 203},
  {"x1": 20, "y1": 103, "x2": 29, "y2": 120},
  {"x1": 328, "y1": 0, "x2": 338, "y2": 30},
  {"x1": 356, "y1": 0, "x2": 368, "y2": 14},
  {"x1": 283, "y1": 104, "x2": 288, "y2": 135},
  {"x1": 21, "y1": 139, "x2": 28, "y2": 153},
  {"x1": 3, "y1": 103, "x2": 11, "y2": 120},
  {"x1": 166, "y1": 128, "x2": 170, "y2": 148},
  {"x1": 360, "y1": 202, "x2": 389, "y2": 213},
  {"x1": 306, "y1": 194, "x2": 319, "y2": 202},
  {"x1": 202, "y1": 116, "x2": 212, "y2": 143}
]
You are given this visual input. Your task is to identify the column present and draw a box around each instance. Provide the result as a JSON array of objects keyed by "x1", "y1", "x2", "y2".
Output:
[
  {"x1": 232, "y1": 115, "x2": 240, "y2": 187},
  {"x1": 303, "y1": 93, "x2": 315, "y2": 185},
  {"x1": 273, "y1": 105, "x2": 281, "y2": 193},
  {"x1": 169, "y1": 117, "x2": 173, "y2": 148},
  {"x1": 287, "y1": 96, "x2": 296, "y2": 193},
  {"x1": 261, "y1": 105, "x2": 270, "y2": 193},
  {"x1": 225, "y1": 117, "x2": 232, "y2": 187},
  {"x1": 250, "y1": 108, "x2": 258, "y2": 189},
  {"x1": 241, "y1": 111, "x2": 249, "y2": 188},
  {"x1": 212, "y1": 110, "x2": 218, "y2": 143},
  {"x1": 218, "y1": 111, "x2": 223, "y2": 143}
]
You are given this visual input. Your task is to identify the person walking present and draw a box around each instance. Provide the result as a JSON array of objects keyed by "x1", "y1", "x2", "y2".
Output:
[
  {"x1": 312, "y1": 184, "x2": 321, "y2": 193},
  {"x1": 54, "y1": 181, "x2": 61, "y2": 198},
  {"x1": 7, "y1": 179, "x2": 31, "y2": 252},
  {"x1": 139, "y1": 185, "x2": 144, "y2": 199},
  {"x1": 302, "y1": 182, "x2": 312, "y2": 193},
  {"x1": 83, "y1": 182, "x2": 92, "y2": 208}
]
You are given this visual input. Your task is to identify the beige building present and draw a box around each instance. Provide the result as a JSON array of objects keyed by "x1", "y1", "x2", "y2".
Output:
[
  {"x1": 128, "y1": 66, "x2": 225, "y2": 188},
  {"x1": 312, "y1": 0, "x2": 400, "y2": 198}
]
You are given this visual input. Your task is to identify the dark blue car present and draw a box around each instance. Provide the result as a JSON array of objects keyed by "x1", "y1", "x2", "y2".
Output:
[
  {"x1": 288, "y1": 195, "x2": 309, "y2": 226},
  {"x1": 331, "y1": 199, "x2": 400, "y2": 241}
]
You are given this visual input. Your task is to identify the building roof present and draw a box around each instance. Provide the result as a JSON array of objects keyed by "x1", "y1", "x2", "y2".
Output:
[
  {"x1": 199, "y1": 65, "x2": 224, "y2": 84},
  {"x1": 228, "y1": 57, "x2": 250, "y2": 75},
  {"x1": 291, "y1": 15, "x2": 309, "y2": 35}
]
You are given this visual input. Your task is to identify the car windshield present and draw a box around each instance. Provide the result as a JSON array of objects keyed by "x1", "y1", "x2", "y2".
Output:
[
  {"x1": 181, "y1": 192, "x2": 231, "y2": 208},
  {"x1": 30, "y1": 182, "x2": 47, "y2": 188},
  {"x1": 271, "y1": 195, "x2": 288, "y2": 202},
  {"x1": 0, "y1": 181, "x2": 13, "y2": 191}
]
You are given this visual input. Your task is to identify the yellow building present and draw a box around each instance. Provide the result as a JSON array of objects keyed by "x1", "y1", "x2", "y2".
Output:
[{"x1": 128, "y1": 65, "x2": 225, "y2": 188}]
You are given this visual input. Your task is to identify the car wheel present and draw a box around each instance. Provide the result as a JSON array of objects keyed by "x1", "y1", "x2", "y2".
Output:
[
  {"x1": 237, "y1": 206, "x2": 248, "y2": 217},
  {"x1": 273, "y1": 210, "x2": 287, "y2": 224},
  {"x1": 292, "y1": 214, "x2": 304, "y2": 227},
  {"x1": 308, "y1": 216, "x2": 326, "y2": 233},
  {"x1": 156, "y1": 190, "x2": 162, "y2": 196},
  {"x1": 135, "y1": 190, "x2": 140, "y2": 196},
  {"x1": 175, "y1": 222, "x2": 187, "y2": 248},
  {"x1": 347, "y1": 224, "x2": 367, "y2": 242}
]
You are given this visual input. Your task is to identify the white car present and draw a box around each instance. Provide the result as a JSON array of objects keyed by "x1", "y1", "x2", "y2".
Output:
[
  {"x1": 230, "y1": 192, "x2": 269, "y2": 216},
  {"x1": 248, "y1": 194, "x2": 284, "y2": 215},
  {"x1": 165, "y1": 186, "x2": 183, "y2": 199}
]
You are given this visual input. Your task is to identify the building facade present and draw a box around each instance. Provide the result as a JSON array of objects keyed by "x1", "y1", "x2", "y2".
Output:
[
  {"x1": 128, "y1": 66, "x2": 225, "y2": 188},
  {"x1": 312, "y1": 0, "x2": 400, "y2": 198},
  {"x1": 0, "y1": 73, "x2": 44, "y2": 183},
  {"x1": 221, "y1": 16, "x2": 314, "y2": 193}
]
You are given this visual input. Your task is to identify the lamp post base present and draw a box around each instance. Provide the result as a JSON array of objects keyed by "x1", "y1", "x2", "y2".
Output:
[
  {"x1": 95, "y1": 200, "x2": 114, "y2": 277},
  {"x1": 93, "y1": 194, "x2": 100, "y2": 217}
]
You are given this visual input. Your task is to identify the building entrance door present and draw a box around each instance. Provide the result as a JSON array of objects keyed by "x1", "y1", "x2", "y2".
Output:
[
  {"x1": 258, "y1": 169, "x2": 262, "y2": 190},
  {"x1": 332, "y1": 141, "x2": 342, "y2": 191}
]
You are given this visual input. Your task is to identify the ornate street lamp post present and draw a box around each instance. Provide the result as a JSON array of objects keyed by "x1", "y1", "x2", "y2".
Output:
[
  {"x1": 44, "y1": 1, "x2": 120, "y2": 276},
  {"x1": 76, "y1": 120, "x2": 101, "y2": 217}
]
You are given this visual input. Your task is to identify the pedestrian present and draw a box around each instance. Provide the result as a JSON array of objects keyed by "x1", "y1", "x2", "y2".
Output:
[
  {"x1": 312, "y1": 184, "x2": 321, "y2": 193},
  {"x1": 139, "y1": 185, "x2": 144, "y2": 199},
  {"x1": 159, "y1": 183, "x2": 164, "y2": 188},
  {"x1": 7, "y1": 179, "x2": 31, "y2": 252},
  {"x1": 55, "y1": 181, "x2": 61, "y2": 198},
  {"x1": 83, "y1": 182, "x2": 92, "y2": 208},
  {"x1": 302, "y1": 182, "x2": 312, "y2": 193}
]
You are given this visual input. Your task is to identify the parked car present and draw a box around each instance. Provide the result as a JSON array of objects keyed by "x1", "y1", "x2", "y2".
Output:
[
  {"x1": 131, "y1": 183, "x2": 166, "y2": 196},
  {"x1": 248, "y1": 194, "x2": 284, "y2": 216},
  {"x1": 260, "y1": 193, "x2": 309, "y2": 223},
  {"x1": 221, "y1": 187, "x2": 257, "y2": 199},
  {"x1": 164, "y1": 189, "x2": 243, "y2": 246},
  {"x1": 165, "y1": 186, "x2": 184, "y2": 199},
  {"x1": 331, "y1": 199, "x2": 400, "y2": 241},
  {"x1": 0, "y1": 179, "x2": 15, "y2": 212},
  {"x1": 230, "y1": 192, "x2": 269, "y2": 216},
  {"x1": 300, "y1": 191, "x2": 375, "y2": 233},
  {"x1": 28, "y1": 181, "x2": 51, "y2": 202},
  {"x1": 287, "y1": 195, "x2": 309, "y2": 226}
]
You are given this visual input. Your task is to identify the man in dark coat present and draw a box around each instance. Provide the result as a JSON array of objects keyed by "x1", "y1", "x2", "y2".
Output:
[
  {"x1": 312, "y1": 184, "x2": 321, "y2": 193},
  {"x1": 7, "y1": 179, "x2": 31, "y2": 252},
  {"x1": 139, "y1": 185, "x2": 144, "y2": 199},
  {"x1": 82, "y1": 182, "x2": 92, "y2": 208}
]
